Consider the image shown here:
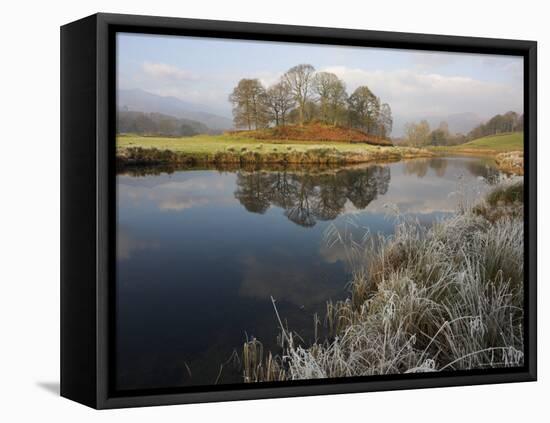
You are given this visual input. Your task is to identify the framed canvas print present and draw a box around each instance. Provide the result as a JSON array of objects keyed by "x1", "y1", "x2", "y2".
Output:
[{"x1": 60, "y1": 13, "x2": 537, "y2": 409}]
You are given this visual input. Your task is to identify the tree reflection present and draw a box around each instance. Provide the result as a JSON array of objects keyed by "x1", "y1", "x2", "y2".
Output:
[
  {"x1": 403, "y1": 159, "x2": 430, "y2": 177},
  {"x1": 403, "y1": 158, "x2": 449, "y2": 178},
  {"x1": 429, "y1": 158, "x2": 448, "y2": 177},
  {"x1": 233, "y1": 172, "x2": 272, "y2": 213},
  {"x1": 403, "y1": 158, "x2": 500, "y2": 182},
  {"x1": 234, "y1": 166, "x2": 390, "y2": 227}
]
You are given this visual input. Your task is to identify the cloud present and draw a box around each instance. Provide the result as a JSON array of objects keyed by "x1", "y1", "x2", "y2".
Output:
[
  {"x1": 142, "y1": 62, "x2": 197, "y2": 80},
  {"x1": 256, "y1": 71, "x2": 284, "y2": 88},
  {"x1": 118, "y1": 173, "x2": 237, "y2": 213},
  {"x1": 321, "y1": 66, "x2": 523, "y2": 134},
  {"x1": 159, "y1": 197, "x2": 211, "y2": 211},
  {"x1": 238, "y1": 254, "x2": 343, "y2": 307},
  {"x1": 480, "y1": 57, "x2": 523, "y2": 80},
  {"x1": 117, "y1": 227, "x2": 159, "y2": 260},
  {"x1": 411, "y1": 51, "x2": 458, "y2": 69},
  {"x1": 119, "y1": 63, "x2": 232, "y2": 115}
]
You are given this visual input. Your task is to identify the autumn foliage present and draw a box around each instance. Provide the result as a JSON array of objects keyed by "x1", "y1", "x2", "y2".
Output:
[{"x1": 228, "y1": 123, "x2": 393, "y2": 146}]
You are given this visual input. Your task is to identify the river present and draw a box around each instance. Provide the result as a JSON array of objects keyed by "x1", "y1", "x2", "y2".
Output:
[{"x1": 115, "y1": 156, "x2": 502, "y2": 390}]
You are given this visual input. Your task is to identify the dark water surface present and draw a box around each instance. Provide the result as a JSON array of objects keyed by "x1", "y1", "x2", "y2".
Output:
[{"x1": 116, "y1": 156, "x2": 501, "y2": 390}]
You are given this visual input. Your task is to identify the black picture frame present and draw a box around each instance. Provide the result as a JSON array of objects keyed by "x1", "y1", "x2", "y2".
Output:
[{"x1": 60, "y1": 12, "x2": 537, "y2": 409}]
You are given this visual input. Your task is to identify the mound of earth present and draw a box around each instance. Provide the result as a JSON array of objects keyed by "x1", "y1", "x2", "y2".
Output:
[{"x1": 228, "y1": 123, "x2": 393, "y2": 146}]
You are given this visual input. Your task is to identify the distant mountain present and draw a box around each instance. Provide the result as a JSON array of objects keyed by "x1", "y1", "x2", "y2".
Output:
[
  {"x1": 117, "y1": 111, "x2": 209, "y2": 137},
  {"x1": 118, "y1": 89, "x2": 233, "y2": 132}
]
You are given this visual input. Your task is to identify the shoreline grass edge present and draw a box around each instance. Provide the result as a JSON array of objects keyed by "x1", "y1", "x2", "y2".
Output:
[
  {"x1": 116, "y1": 134, "x2": 434, "y2": 167},
  {"x1": 241, "y1": 179, "x2": 525, "y2": 382}
]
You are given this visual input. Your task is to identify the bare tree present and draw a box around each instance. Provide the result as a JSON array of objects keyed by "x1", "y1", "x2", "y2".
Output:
[
  {"x1": 312, "y1": 72, "x2": 347, "y2": 124},
  {"x1": 348, "y1": 86, "x2": 380, "y2": 133},
  {"x1": 228, "y1": 65, "x2": 395, "y2": 135},
  {"x1": 265, "y1": 81, "x2": 295, "y2": 126},
  {"x1": 429, "y1": 121, "x2": 450, "y2": 146},
  {"x1": 328, "y1": 80, "x2": 348, "y2": 126},
  {"x1": 379, "y1": 103, "x2": 393, "y2": 137},
  {"x1": 229, "y1": 79, "x2": 268, "y2": 130},
  {"x1": 283, "y1": 64, "x2": 315, "y2": 126},
  {"x1": 404, "y1": 120, "x2": 431, "y2": 146}
]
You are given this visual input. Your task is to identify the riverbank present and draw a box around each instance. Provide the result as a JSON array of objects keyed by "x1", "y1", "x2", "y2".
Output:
[
  {"x1": 494, "y1": 151, "x2": 524, "y2": 175},
  {"x1": 241, "y1": 180, "x2": 524, "y2": 381},
  {"x1": 428, "y1": 132, "x2": 524, "y2": 175},
  {"x1": 117, "y1": 134, "x2": 434, "y2": 166},
  {"x1": 430, "y1": 132, "x2": 523, "y2": 154}
]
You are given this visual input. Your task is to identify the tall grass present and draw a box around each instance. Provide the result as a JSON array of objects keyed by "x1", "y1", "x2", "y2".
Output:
[{"x1": 242, "y1": 180, "x2": 524, "y2": 381}]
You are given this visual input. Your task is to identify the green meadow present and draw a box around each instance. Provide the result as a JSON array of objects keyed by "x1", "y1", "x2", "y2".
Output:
[
  {"x1": 116, "y1": 133, "x2": 433, "y2": 166},
  {"x1": 431, "y1": 132, "x2": 523, "y2": 154}
]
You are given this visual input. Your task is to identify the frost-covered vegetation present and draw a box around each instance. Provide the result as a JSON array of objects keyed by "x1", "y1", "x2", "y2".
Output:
[{"x1": 242, "y1": 180, "x2": 524, "y2": 382}]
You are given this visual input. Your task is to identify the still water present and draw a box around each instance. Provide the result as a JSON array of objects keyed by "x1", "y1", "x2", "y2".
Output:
[{"x1": 116, "y1": 157, "x2": 501, "y2": 390}]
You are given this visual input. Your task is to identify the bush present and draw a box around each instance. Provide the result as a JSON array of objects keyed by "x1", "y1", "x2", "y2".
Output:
[{"x1": 486, "y1": 182, "x2": 523, "y2": 206}]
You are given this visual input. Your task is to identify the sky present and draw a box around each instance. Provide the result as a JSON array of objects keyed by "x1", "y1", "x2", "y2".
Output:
[{"x1": 117, "y1": 33, "x2": 523, "y2": 136}]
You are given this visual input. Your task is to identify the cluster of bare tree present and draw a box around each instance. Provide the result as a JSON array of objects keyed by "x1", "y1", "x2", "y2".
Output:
[
  {"x1": 468, "y1": 111, "x2": 523, "y2": 140},
  {"x1": 403, "y1": 121, "x2": 465, "y2": 147},
  {"x1": 229, "y1": 64, "x2": 393, "y2": 137}
]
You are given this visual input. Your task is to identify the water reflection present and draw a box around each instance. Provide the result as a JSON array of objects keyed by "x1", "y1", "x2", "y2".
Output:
[
  {"x1": 117, "y1": 226, "x2": 160, "y2": 260},
  {"x1": 465, "y1": 160, "x2": 501, "y2": 183},
  {"x1": 403, "y1": 157, "x2": 499, "y2": 183},
  {"x1": 239, "y1": 254, "x2": 342, "y2": 307},
  {"x1": 403, "y1": 157, "x2": 452, "y2": 178},
  {"x1": 115, "y1": 156, "x2": 506, "y2": 389},
  {"x1": 234, "y1": 166, "x2": 390, "y2": 227}
]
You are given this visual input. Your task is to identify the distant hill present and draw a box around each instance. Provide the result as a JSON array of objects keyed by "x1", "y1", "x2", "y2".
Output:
[
  {"x1": 117, "y1": 110, "x2": 209, "y2": 137},
  {"x1": 458, "y1": 132, "x2": 523, "y2": 152},
  {"x1": 468, "y1": 111, "x2": 523, "y2": 140},
  {"x1": 445, "y1": 112, "x2": 485, "y2": 134},
  {"x1": 118, "y1": 89, "x2": 233, "y2": 132}
]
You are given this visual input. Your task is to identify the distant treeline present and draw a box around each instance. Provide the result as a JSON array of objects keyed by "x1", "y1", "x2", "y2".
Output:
[
  {"x1": 468, "y1": 111, "x2": 523, "y2": 140},
  {"x1": 401, "y1": 111, "x2": 524, "y2": 147},
  {"x1": 229, "y1": 64, "x2": 393, "y2": 138},
  {"x1": 117, "y1": 110, "x2": 209, "y2": 137}
]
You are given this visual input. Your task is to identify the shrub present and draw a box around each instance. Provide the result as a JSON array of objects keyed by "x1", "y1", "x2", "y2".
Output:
[{"x1": 486, "y1": 181, "x2": 523, "y2": 206}]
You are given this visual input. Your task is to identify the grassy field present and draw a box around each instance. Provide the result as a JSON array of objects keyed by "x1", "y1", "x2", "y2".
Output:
[
  {"x1": 118, "y1": 134, "x2": 386, "y2": 154},
  {"x1": 431, "y1": 132, "x2": 524, "y2": 154},
  {"x1": 458, "y1": 132, "x2": 524, "y2": 151},
  {"x1": 117, "y1": 134, "x2": 433, "y2": 166}
]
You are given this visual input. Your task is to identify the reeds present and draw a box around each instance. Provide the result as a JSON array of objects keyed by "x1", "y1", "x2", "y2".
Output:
[
  {"x1": 242, "y1": 338, "x2": 286, "y2": 382},
  {"x1": 241, "y1": 179, "x2": 525, "y2": 381}
]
